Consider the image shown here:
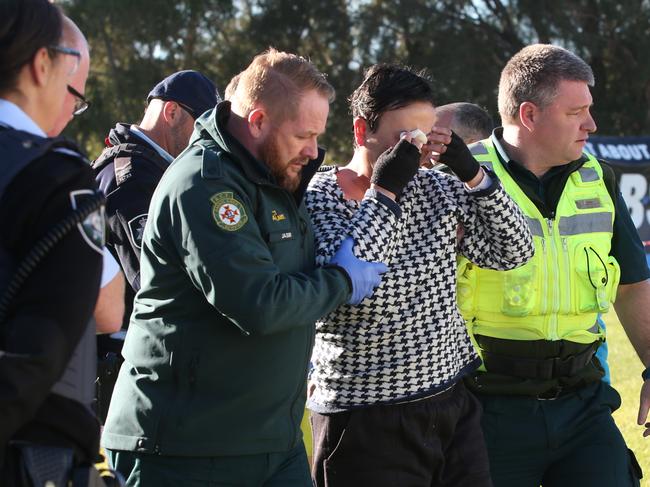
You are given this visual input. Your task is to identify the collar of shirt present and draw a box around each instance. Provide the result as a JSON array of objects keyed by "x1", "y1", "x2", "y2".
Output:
[
  {"x1": 212, "y1": 101, "x2": 274, "y2": 184},
  {"x1": 490, "y1": 127, "x2": 512, "y2": 166},
  {"x1": 491, "y1": 126, "x2": 587, "y2": 181},
  {"x1": 129, "y1": 124, "x2": 174, "y2": 164},
  {"x1": 489, "y1": 126, "x2": 589, "y2": 217},
  {"x1": 0, "y1": 99, "x2": 47, "y2": 137}
]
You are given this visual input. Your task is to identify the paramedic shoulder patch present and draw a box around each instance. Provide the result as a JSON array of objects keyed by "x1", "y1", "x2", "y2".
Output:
[{"x1": 211, "y1": 192, "x2": 248, "y2": 231}]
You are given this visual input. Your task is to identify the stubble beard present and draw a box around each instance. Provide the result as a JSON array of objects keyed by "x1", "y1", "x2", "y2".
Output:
[{"x1": 260, "y1": 131, "x2": 303, "y2": 192}]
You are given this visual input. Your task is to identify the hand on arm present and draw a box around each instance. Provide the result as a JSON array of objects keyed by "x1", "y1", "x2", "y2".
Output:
[{"x1": 329, "y1": 237, "x2": 388, "y2": 305}]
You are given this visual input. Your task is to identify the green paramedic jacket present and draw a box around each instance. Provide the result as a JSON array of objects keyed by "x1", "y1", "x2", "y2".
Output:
[{"x1": 101, "y1": 102, "x2": 351, "y2": 456}]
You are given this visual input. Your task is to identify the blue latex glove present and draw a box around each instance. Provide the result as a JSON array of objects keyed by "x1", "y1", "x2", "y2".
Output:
[{"x1": 331, "y1": 237, "x2": 388, "y2": 305}]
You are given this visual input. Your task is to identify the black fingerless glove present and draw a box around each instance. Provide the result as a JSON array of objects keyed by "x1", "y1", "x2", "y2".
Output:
[
  {"x1": 370, "y1": 139, "x2": 420, "y2": 196},
  {"x1": 439, "y1": 131, "x2": 481, "y2": 182}
]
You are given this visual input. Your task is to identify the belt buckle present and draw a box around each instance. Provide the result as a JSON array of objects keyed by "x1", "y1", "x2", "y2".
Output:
[{"x1": 537, "y1": 386, "x2": 562, "y2": 401}]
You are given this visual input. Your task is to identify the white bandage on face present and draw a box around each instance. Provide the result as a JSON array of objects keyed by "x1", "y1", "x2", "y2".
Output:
[{"x1": 400, "y1": 129, "x2": 428, "y2": 149}]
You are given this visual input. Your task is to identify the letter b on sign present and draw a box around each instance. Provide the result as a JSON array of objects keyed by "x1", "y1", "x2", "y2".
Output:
[{"x1": 619, "y1": 173, "x2": 648, "y2": 228}]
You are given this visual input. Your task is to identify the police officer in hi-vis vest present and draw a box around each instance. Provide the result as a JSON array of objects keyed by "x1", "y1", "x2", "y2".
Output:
[
  {"x1": 0, "y1": 2, "x2": 107, "y2": 485},
  {"x1": 457, "y1": 44, "x2": 650, "y2": 486}
]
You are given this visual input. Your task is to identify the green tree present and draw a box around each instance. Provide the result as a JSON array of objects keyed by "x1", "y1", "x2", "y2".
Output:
[
  {"x1": 58, "y1": 0, "x2": 650, "y2": 160},
  {"x1": 60, "y1": 0, "x2": 237, "y2": 157},
  {"x1": 354, "y1": 0, "x2": 650, "y2": 135}
]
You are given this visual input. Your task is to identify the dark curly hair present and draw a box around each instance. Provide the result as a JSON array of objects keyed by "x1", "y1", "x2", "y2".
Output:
[{"x1": 349, "y1": 64, "x2": 436, "y2": 133}]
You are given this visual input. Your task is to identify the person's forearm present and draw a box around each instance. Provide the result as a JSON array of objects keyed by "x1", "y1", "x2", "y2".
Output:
[
  {"x1": 95, "y1": 271, "x2": 126, "y2": 334},
  {"x1": 615, "y1": 279, "x2": 650, "y2": 366}
]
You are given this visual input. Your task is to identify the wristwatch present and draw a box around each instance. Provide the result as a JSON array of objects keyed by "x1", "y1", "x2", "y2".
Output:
[{"x1": 642, "y1": 366, "x2": 650, "y2": 381}]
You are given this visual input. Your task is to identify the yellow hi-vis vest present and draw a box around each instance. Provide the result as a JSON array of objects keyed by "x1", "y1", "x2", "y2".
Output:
[{"x1": 457, "y1": 140, "x2": 620, "y2": 356}]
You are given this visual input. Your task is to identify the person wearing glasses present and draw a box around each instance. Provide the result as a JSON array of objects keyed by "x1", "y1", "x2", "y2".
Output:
[
  {"x1": 0, "y1": 2, "x2": 107, "y2": 484},
  {"x1": 91, "y1": 71, "x2": 219, "y2": 422},
  {"x1": 46, "y1": 27, "x2": 126, "y2": 342}
]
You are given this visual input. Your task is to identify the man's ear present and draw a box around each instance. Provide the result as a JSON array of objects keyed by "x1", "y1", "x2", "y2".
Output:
[
  {"x1": 353, "y1": 117, "x2": 368, "y2": 146},
  {"x1": 30, "y1": 47, "x2": 54, "y2": 87},
  {"x1": 519, "y1": 101, "x2": 538, "y2": 132},
  {"x1": 162, "y1": 101, "x2": 182, "y2": 126},
  {"x1": 248, "y1": 108, "x2": 268, "y2": 139}
]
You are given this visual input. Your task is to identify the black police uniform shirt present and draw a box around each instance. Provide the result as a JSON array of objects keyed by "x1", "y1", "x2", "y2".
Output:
[
  {"x1": 93, "y1": 123, "x2": 172, "y2": 327},
  {"x1": 0, "y1": 100, "x2": 104, "y2": 461}
]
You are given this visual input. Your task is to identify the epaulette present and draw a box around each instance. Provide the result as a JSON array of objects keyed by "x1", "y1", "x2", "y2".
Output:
[
  {"x1": 0, "y1": 128, "x2": 84, "y2": 198},
  {"x1": 92, "y1": 142, "x2": 169, "y2": 186},
  {"x1": 197, "y1": 141, "x2": 223, "y2": 180},
  {"x1": 52, "y1": 146, "x2": 88, "y2": 163}
]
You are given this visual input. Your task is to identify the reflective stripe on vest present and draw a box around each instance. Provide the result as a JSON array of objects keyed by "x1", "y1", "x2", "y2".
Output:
[{"x1": 458, "y1": 139, "x2": 620, "y2": 356}]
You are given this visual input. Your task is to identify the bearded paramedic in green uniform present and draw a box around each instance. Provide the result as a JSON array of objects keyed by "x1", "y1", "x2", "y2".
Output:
[{"x1": 101, "y1": 49, "x2": 388, "y2": 487}]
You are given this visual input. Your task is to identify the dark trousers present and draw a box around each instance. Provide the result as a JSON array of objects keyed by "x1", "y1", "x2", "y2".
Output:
[
  {"x1": 478, "y1": 381, "x2": 643, "y2": 487},
  {"x1": 106, "y1": 443, "x2": 312, "y2": 487},
  {"x1": 310, "y1": 381, "x2": 492, "y2": 487}
]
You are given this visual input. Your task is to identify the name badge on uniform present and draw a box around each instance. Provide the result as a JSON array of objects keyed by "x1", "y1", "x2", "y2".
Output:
[{"x1": 268, "y1": 230, "x2": 294, "y2": 243}]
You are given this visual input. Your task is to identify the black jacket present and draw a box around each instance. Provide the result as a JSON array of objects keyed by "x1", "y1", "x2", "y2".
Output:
[
  {"x1": 0, "y1": 130, "x2": 103, "y2": 466},
  {"x1": 93, "y1": 123, "x2": 171, "y2": 327}
]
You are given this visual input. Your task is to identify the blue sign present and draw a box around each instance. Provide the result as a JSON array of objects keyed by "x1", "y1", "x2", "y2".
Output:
[{"x1": 587, "y1": 136, "x2": 650, "y2": 253}]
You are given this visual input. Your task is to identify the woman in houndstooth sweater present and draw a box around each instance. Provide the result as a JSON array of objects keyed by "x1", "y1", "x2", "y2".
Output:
[{"x1": 305, "y1": 64, "x2": 533, "y2": 487}]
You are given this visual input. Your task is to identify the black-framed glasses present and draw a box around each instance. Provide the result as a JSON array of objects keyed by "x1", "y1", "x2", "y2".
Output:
[
  {"x1": 176, "y1": 101, "x2": 198, "y2": 119},
  {"x1": 67, "y1": 85, "x2": 90, "y2": 116},
  {"x1": 150, "y1": 97, "x2": 198, "y2": 119},
  {"x1": 48, "y1": 45, "x2": 81, "y2": 75}
]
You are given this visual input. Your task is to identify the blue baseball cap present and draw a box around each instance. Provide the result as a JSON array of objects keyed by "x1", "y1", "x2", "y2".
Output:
[{"x1": 147, "y1": 70, "x2": 220, "y2": 119}]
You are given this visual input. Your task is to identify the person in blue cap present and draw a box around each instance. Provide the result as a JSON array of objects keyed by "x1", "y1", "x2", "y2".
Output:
[{"x1": 92, "y1": 70, "x2": 220, "y2": 422}]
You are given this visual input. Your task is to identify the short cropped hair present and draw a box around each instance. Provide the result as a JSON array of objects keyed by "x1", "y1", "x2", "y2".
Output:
[
  {"x1": 498, "y1": 44, "x2": 594, "y2": 124},
  {"x1": 224, "y1": 72, "x2": 241, "y2": 101},
  {"x1": 350, "y1": 63, "x2": 436, "y2": 132},
  {"x1": 232, "y1": 48, "x2": 334, "y2": 122},
  {"x1": 0, "y1": 0, "x2": 63, "y2": 94},
  {"x1": 436, "y1": 102, "x2": 493, "y2": 143}
]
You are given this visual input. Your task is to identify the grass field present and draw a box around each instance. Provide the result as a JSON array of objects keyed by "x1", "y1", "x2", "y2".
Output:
[{"x1": 606, "y1": 309, "x2": 650, "y2": 486}]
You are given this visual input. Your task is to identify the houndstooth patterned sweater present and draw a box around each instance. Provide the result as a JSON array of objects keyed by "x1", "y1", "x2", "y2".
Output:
[{"x1": 305, "y1": 167, "x2": 534, "y2": 412}]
